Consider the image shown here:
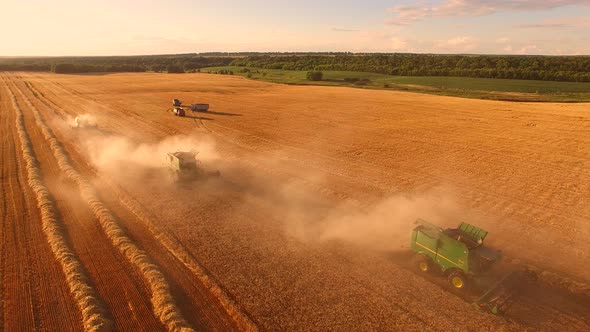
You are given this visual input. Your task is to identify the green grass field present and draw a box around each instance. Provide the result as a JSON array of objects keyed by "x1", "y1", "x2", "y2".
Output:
[{"x1": 201, "y1": 66, "x2": 590, "y2": 102}]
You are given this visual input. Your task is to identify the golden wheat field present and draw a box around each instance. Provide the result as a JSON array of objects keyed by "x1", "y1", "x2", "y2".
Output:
[{"x1": 1, "y1": 72, "x2": 589, "y2": 331}]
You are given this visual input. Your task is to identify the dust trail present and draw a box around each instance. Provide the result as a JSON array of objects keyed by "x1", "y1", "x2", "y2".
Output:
[
  {"x1": 4, "y1": 78, "x2": 112, "y2": 332},
  {"x1": 302, "y1": 191, "x2": 458, "y2": 251},
  {"x1": 234, "y1": 160, "x2": 459, "y2": 252},
  {"x1": 10, "y1": 80, "x2": 194, "y2": 331},
  {"x1": 83, "y1": 133, "x2": 218, "y2": 174}
]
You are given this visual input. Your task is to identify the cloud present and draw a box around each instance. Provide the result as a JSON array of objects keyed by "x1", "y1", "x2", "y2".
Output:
[
  {"x1": 132, "y1": 35, "x2": 170, "y2": 41},
  {"x1": 517, "y1": 23, "x2": 573, "y2": 28},
  {"x1": 516, "y1": 16, "x2": 590, "y2": 29},
  {"x1": 496, "y1": 37, "x2": 510, "y2": 44},
  {"x1": 388, "y1": 0, "x2": 590, "y2": 25},
  {"x1": 516, "y1": 44, "x2": 539, "y2": 54},
  {"x1": 446, "y1": 36, "x2": 473, "y2": 46},
  {"x1": 331, "y1": 27, "x2": 360, "y2": 32},
  {"x1": 391, "y1": 37, "x2": 408, "y2": 50},
  {"x1": 434, "y1": 36, "x2": 478, "y2": 52}
]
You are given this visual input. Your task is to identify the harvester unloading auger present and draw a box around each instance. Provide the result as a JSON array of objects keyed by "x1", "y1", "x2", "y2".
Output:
[{"x1": 410, "y1": 219, "x2": 533, "y2": 314}]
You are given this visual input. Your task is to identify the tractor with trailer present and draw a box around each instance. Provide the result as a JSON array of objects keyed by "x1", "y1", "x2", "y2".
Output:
[
  {"x1": 410, "y1": 219, "x2": 531, "y2": 314},
  {"x1": 171, "y1": 99, "x2": 210, "y2": 114},
  {"x1": 166, "y1": 151, "x2": 220, "y2": 183}
]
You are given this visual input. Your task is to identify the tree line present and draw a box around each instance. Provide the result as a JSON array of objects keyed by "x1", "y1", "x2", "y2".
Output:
[
  {"x1": 0, "y1": 55, "x2": 234, "y2": 74},
  {"x1": 1, "y1": 53, "x2": 589, "y2": 82},
  {"x1": 231, "y1": 54, "x2": 590, "y2": 83}
]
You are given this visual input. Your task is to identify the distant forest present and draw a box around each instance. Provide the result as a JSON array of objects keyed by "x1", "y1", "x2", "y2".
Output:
[
  {"x1": 1, "y1": 53, "x2": 589, "y2": 82},
  {"x1": 0, "y1": 55, "x2": 234, "y2": 74}
]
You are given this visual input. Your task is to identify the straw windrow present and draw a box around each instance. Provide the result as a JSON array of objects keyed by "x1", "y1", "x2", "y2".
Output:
[
  {"x1": 4, "y1": 77, "x2": 112, "y2": 332},
  {"x1": 10, "y1": 80, "x2": 193, "y2": 332}
]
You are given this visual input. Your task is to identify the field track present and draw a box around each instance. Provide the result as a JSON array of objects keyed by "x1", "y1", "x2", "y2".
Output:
[{"x1": 1, "y1": 71, "x2": 589, "y2": 330}]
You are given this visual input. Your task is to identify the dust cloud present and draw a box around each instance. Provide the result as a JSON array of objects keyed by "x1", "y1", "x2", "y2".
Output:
[
  {"x1": 82, "y1": 132, "x2": 219, "y2": 174},
  {"x1": 283, "y1": 184, "x2": 459, "y2": 251},
  {"x1": 77, "y1": 128, "x2": 460, "y2": 253}
]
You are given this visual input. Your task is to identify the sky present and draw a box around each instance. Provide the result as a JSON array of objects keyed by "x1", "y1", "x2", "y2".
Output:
[{"x1": 0, "y1": 0, "x2": 589, "y2": 56}]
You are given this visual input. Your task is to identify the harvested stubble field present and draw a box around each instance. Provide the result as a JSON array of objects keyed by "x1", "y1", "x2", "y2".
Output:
[{"x1": 1, "y1": 71, "x2": 589, "y2": 331}]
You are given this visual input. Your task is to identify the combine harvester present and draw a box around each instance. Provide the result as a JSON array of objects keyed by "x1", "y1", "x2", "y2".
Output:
[
  {"x1": 166, "y1": 150, "x2": 220, "y2": 183},
  {"x1": 72, "y1": 115, "x2": 97, "y2": 129},
  {"x1": 410, "y1": 219, "x2": 533, "y2": 315}
]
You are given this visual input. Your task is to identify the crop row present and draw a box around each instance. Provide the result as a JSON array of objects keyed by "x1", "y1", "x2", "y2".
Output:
[
  {"x1": 4, "y1": 77, "x2": 111, "y2": 332},
  {"x1": 10, "y1": 80, "x2": 193, "y2": 331}
]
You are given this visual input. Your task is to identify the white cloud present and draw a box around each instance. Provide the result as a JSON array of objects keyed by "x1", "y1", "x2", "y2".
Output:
[
  {"x1": 516, "y1": 44, "x2": 539, "y2": 54},
  {"x1": 391, "y1": 37, "x2": 408, "y2": 50},
  {"x1": 517, "y1": 16, "x2": 590, "y2": 29},
  {"x1": 433, "y1": 36, "x2": 478, "y2": 52},
  {"x1": 447, "y1": 36, "x2": 473, "y2": 46},
  {"x1": 496, "y1": 37, "x2": 510, "y2": 44},
  {"x1": 331, "y1": 27, "x2": 360, "y2": 32},
  {"x1": 389, "y1": 0, "x2": 590, "y2": 25}
]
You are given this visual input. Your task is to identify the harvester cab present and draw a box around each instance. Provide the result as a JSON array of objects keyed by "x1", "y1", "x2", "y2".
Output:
[
  {"x1": 172, "y1": 99, "x2": 182, "y2": 107},
  {"x1": 410, "y1": 219, "x2": 526, "y2": 315},
  {"x1": 166, "y1": 151, "x2": 220, "y2": 183}
]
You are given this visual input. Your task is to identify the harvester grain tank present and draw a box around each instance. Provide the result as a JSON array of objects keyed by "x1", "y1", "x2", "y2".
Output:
[{"x1": 410, "y1": 219, "x2": 527, "y2": 314}]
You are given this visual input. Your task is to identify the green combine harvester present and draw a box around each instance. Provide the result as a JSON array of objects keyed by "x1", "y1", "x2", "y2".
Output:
[{"x1": 410, "y1": 219, "x2": 528, "y2": 314}]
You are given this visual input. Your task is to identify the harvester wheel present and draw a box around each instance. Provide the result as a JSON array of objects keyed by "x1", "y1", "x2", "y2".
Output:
[
  {"x1": 448, "y1": 270, "x2": 468, "y2": 291},
  {"x1": 414, "y1": 255, "x2": 432, "y2": 273}
]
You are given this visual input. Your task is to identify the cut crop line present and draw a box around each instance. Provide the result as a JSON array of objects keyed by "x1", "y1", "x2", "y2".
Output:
[
  {"x1": 1, "y1": 76, "x2": 112, "y2": 332},
  {"x1": 105, "y1": 181, "x2": 259, "y2": 331},
  {"x1": 19, "y1": 73, "x2": 259, "y2": 332},
  {"x1": 8, "y1": 78, "x2": 194, "y2": 332}
]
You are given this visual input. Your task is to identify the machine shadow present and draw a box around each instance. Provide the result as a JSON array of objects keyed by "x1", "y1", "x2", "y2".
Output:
[
  {"x1": 200, "y1": 110, "x2": 242, "y2": 116},
  {"x1": 185, "y1": 115, "x2": 214, "y2": 120}
]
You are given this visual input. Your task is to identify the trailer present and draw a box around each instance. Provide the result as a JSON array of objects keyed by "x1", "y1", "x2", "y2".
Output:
[{"x1": 190, "y1": 104, "x2": 210, "y2": 112}]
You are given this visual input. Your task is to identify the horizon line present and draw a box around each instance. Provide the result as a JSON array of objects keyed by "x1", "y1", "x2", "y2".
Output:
[{"x1": 2, "y1": 51, "x2": 589, "y2": 58}]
